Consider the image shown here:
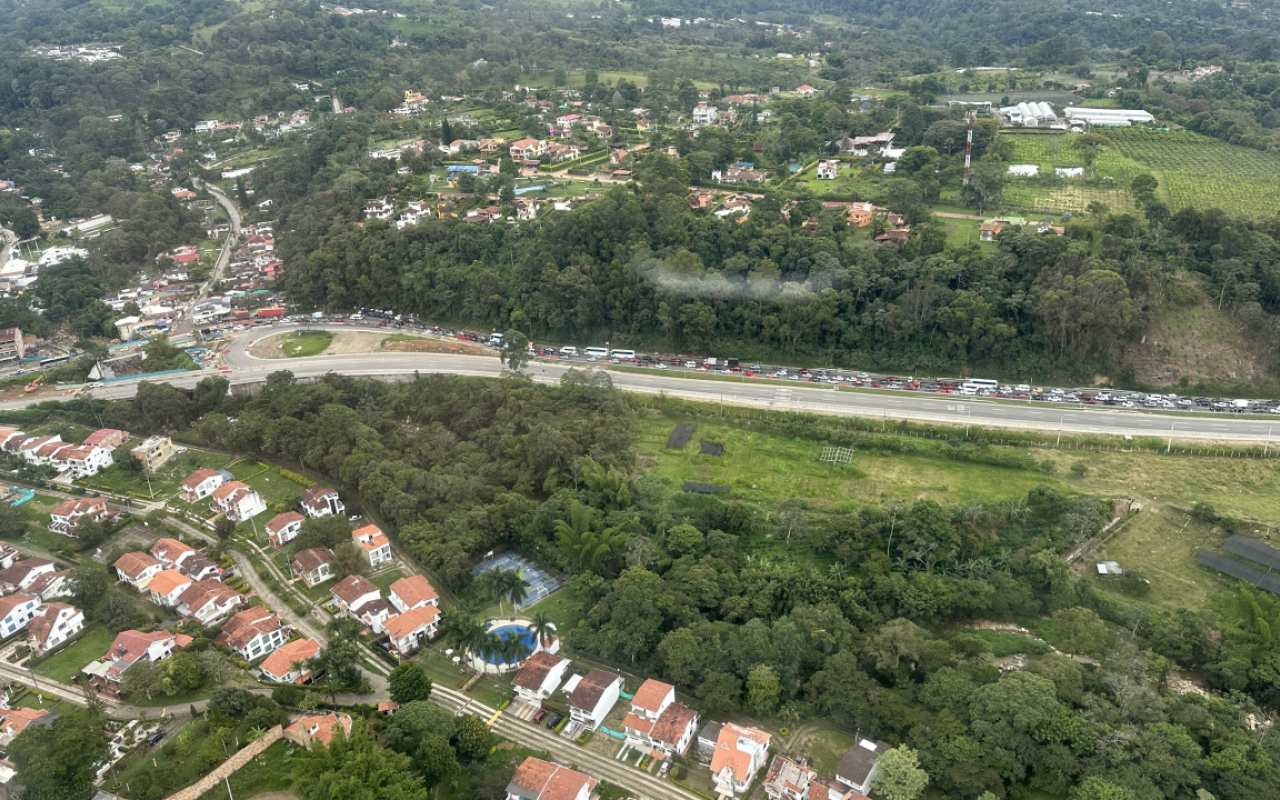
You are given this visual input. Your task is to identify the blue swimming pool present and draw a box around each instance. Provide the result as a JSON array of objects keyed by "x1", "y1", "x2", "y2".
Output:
[{"x1": 481, "y1": 624, "x2": 537, "y2": 666}]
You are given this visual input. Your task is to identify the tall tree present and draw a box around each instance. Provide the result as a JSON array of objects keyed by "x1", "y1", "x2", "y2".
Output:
[
  {"x1": 292, "y1": 721, "x2": 427, "y2": 800},
  {"x1": 10, "y1": 714, "x2": 112, "y2": 800},
  {"x1": 871, "y1": 746, "x2": 929, "y2": 800},
  {"x1": 389, "y1": 662, "x2": 433, "y2": 705}
]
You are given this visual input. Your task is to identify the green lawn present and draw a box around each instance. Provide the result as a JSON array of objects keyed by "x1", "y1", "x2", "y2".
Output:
[
  {"x1": 1093, "y1": 510, "x2": 1232, "y2": 610},
  {"x1": 80, "y1": 447, "x2": 230, "y2": 500},
  {"x1": 794, "y1": 728, "x2": 855, "y2": 776},
  {"x1": 281, "y1": 331, "x2": 333, "y2": 358},
  {"x1": 369, "y1": 567, "x2": 406, "y2": 596},
  {"x1": 32, "y1": 625, "x2": 116, "y2": 682},
  {"x1": 229, "y1": 461, "x2": 307, "y2": 511},
  {"x1": 195, "y1": 739, "x2": 299, "y2": 800}
]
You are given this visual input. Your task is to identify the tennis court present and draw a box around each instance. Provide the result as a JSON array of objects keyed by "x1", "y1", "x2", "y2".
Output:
[{"x1": 472, "y1": 551, "x2": 561, "y2": 608}]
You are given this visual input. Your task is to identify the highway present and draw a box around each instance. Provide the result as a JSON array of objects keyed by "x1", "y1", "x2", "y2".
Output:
[{"x1": 7, "y1": 323, "x2": 1280, "y2": 444}]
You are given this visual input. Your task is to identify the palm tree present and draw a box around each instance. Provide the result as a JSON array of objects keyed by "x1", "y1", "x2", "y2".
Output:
[
  {"x1": 442, "y1": 610, "x2": 486, "y2": 654},
  {"x1": 500, "y1": 631, "x2": 532, "y2": 666},
  {"x1": 476, "y1": 632, "x2": 506, "y2": 672},
  {"x1": 528, "y1": 611, "x2": 557, "y2": 650},
  {"x1": 554, "y1": 502, "x2": 627, "y2": 572},
  {"x1": 500, "y1": 569, "x2": 531, "y2": 616}
]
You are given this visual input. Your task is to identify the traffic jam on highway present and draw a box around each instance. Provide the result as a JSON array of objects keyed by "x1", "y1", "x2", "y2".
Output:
[{"x1": 220, "y1": 308, "x2": 1280, "y2": 416}]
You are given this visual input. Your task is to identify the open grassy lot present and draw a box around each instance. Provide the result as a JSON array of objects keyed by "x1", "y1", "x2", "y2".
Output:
[
  {"x1": 80, "y1": 447, "x2": 229, "y2": 500},
  {"x1": 195, "y1": 740, "x2": 299, "y2": 800},
  {"x1": 228, "y1": 461, "x2": 307, "y2": 510},
  {"x1": 281, "y1": 331, "x2": 333, "y2": 358},
  {"x1": 32, "y1": 625, "x2": 116, "y2": 682},
  {"x1": 793, "y1": 728, "x2": 856, "y2": 775},
  {"x1": 1092, "y1": 509, "x2": 1232, "y2": 610}
]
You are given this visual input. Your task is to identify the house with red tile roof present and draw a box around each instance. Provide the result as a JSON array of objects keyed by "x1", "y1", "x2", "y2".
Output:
[
  {"x1": 0, "y1": 708, "x2": 52, "y2": 745},
  {"x1": 763, "y1": 754, "x2": 818, "y2": 800},
  {"x1": 291, "y1": 547, "x2": 334, "y2": 587},
  {"x1": 113, "y1": 552, "x2": 162, "y2": 591},
  {"x1": 260, "y1": 637, "x2": 320, "y2": 683},
  {"x1": 511, "y1": 651, "x2": 570, "y2": 707},
  {"x1": 210, "y1": 481, "x2": 267, "y2": 522},
  {"x1": 352, "y1": 525, "x2": 392, "y2": 567},
  {"x1": 505, "y1": 757, "x2": 596, "y2": 800},
  {"x1": 84, "y1": 428, "x2": 128, "y2": 448},
  {"x1": 710, "y1": 723, "x2": 772, "y2": 797},
  {"x1": 48, "y1": 497, "x2": 110, "y2": 537},
  {"x1": 623, "y1": 679, "x2": 699, "y2": 757},
  {"x1": 214, "y1": 607, "x2": 286, "y2": 660},
  {"x1": 147, "y1": 569, "x2": 193, "y2": 607},
  {"x1": 53, "y1": 445, "x2": 113, "y2": 478},
  {"x1": 384, "y1": 605, "x2": 440, "y2": 655},
  {"x1": 388, "y1": 574, "x2": 438, "y2": 613},
  {"x1": 284, "y1": 712, "x2": 352, "y2": 749},
  {"x1": 330, "y1": 574, "x2": 392, "y2": 633},
  {"x1": 176, "y1": 579, "x2": 242, "y2": 624},
  {"x1": 266, "y1": 511, "x2": 305, "y2": 548},
  {"x1": 181, "y1": 469, "x2": 224, "y2": 501},
  {"x1": 27, "y1": 602, "x2": 83, "y2": 654},
  {"x1": 94, "y1": 630, "x2": 192, "y2": 695},
  {"x1": 299, "y1": 487, "x2": 344, "y2": 518},
  {"x1": 150, "y1": 537, "x2": 197, "y2": 570}
]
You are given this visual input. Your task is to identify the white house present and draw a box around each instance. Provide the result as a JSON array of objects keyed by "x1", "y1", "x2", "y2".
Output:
[
  {"x1": 147, "y1": 569, "x2": 193, "y2": 607},
  {"x1": 48, "y1": 497, "x2": 110, "y2": 537},
  {"x1": 384, "y1": 605, "x2": 440, "y2": 654},
  {"x1": 364, "y1": 197, "x2": 394, "y2": 220},
  {"x1": 388, "y1": 575, "x2": 439, "y2": 613},
  {"x1": 95, "y1": 630, "x2": 193, "y2": 697},
  {"x1": 0, "y1": 558, "x2": 68, "y2": 601},
  {"x1": 566, "y1": 668, "x2": 623, "y2": 730},
  {"x1": 55, "y1": 446, "x2": 113, "y2": 478},
  {"x1": 176, "y1": 579, "x2": 242, "y2": 625},
  {"x1": 511, "y1": 651, "x2": 571, "y2": 707},
  {"x1": 266, "y1": 512, "x2": 305, "y2": 548},
  {"x1": 181, "y1": 469, "x2": 225, "y2": 501},
  {"x1": 113, "y1": 552, "x2": 162, "y2": 591},
  {"x1": 260, "y1": 637, "x2": 321, "y2": 683},
  {"x1": 210, "y1": 481, "x2": 267, "y2": 522},
  {"x1": 711, "y1": 723, "x2": 772, "y2": 797},
  {"x1": 692, "y1": 104, "x2": 718, "y2": 125},
  {"x1": 331, "y1": 574, "x2": 381, "y2": 617},
  {"x1": 149, "y1": 538, "x2": 197, "y2": 570},
  {"x1": 623, "y1": 679, "x2": 699, "y2": 757},
  {"x1": 0, "y1": 594, "x2": 38, "y2": 638},
  {"x1": 817, "y1": 160, "x2": 838, "y2": 180},
  {"x1": 291, "y1": 547, "x2": 335, "y2": 587},
  {"x1": 27, "y1": 602, "x2": 84, "y2": 654},
  {"x1": 300, "y1": 487, "x2": 344, "y2": 518},
  {"x1": 214, "y1": 607, "x2": 286, "y2": 660},
  {"x1": 835, "y1": 739, "x2": 891, "y2": 796},
  {"x1": 505, "y1": 757, "x2": 596, "y2": 800},
  {"x1": 353, "y1": 525, "x2": 393, "y2": 567}
]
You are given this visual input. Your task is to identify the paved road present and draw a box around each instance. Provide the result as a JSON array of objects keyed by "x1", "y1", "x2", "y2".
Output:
[
  {"x1": 6, "y1": 322, "x2": 1280, "y2": 443},
  {"x1": 175, "y1": 180, "x2": 241, "y2": 336},
  {"x1": 431, "y1": 684, "x2": 697, "y2": 800}
]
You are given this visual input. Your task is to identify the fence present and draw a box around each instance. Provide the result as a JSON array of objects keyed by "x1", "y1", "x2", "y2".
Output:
[{"x1": 163, "y1": 724, "x2": 283, "y2": 800}]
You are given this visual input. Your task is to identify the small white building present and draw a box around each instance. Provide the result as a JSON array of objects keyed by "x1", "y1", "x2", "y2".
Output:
[
  {"x1": 511, "y1": 651, "x2": 571, "y2": 706},
  {"x1": 300, "y1": 487, "x2": 344, "y2": 518},
  {"x1": 835, "y1": 739, "x2": 892, "y2": 796},
  {"x1": 566, "y1": 668, "x2": 623, "y2": 731},
  {"x1": 353, "y1": 525, "x2": 393, "y2": 567},
  {"x1": 692, "y1": 104, "x2": 719, "y2": 125},
  {"x1": 113, "y1": 552, "x2": 162, "y2": 591},
  {"x1": 214, "y1": 607, "x2": 286, "y2": 660},
  {"x1": 210, "y1": 481, "x2": 267, "y2": 522},
  {"x1": 388, "y1": 575, "x2": 439, "y2": 613},
  {"x1": 181, "y1": 469, "x2": 225, "y2": 501},
  {"x1": 27, "y1": 602, "x2": 84, "y2": 654},
  {"x1": 817, "y1": 160, "x2": 838, "y2": 180},
  {"x1": 266, "y1": 512, "x2": 305, "y2": 548}
]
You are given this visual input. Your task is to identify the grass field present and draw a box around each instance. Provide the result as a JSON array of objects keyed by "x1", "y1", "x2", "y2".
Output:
[
  {"x1": 1092, "y1": 509, "x2": 1231, "y2": 609},
  {"x1": 281, "y1": 331, "x2": 332, "y2": 358},
  {"x1": 1108, "y1": 128, "x2": 1280, "y2": 217},
  {"x1": 794, "y1": 728, "x2": 856, "y2": 775},
  {"x1": 32, "y1": 626, "x2": 116, "y2": 682},
  {"x1": 228, "y1": 461, "x2": 307, "y2": 510},
  {"x1": 999, "y1": 131, "x2": 1149, "y2": 214},
  {"x1": 194, "y1": 739, "x2": 299, "y2": 800},
  {"x1": 80, "y1": 447, "x2": 228, "y2": 499}
]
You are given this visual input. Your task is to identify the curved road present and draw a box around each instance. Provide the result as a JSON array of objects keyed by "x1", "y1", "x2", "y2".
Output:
[{"x1": 7, "y1": 323, "x2": 1280, "y2": 444}]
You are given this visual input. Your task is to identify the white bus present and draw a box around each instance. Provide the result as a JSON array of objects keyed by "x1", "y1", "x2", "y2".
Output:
[
  {"x1": 584, "y1": 347, "x2": 609, "y2": 359},
  {"x1": 962, "y1": 378, "x2": 998, "y2": 393},
  {"x1": 610, "y1": 349, "x2": 636, "y2": 360}
]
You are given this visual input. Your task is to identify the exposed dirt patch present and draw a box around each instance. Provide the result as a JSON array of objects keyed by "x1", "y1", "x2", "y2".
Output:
[
  {"x1": 248, "y1": 793, "x2": 299, "y2": 800},
  {"x1": 382, "y1": 337, "x2": 497, "y2": 357},
  {"x1": 326, "y1": 332, "x2": 390, "y2": 355},
  {"x1": 0, "y1": 383, "x2": 62, "y2": 402},
  {"x1": 249, "y1": 334, "x2": 291, "y2": 359},
  {"x1": 1122, "y1": 278, "x2": 1269, "y2": 388}
]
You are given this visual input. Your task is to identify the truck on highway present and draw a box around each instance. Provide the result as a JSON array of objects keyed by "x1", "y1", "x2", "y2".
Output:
[{"x1": 256, "y1": 307, "x2": 286, "y2": 318}]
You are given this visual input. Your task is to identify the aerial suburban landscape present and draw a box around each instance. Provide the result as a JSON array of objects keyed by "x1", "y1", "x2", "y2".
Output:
[{"x1": 3, "y1": 1, "x2": 1280, "y2": 800}]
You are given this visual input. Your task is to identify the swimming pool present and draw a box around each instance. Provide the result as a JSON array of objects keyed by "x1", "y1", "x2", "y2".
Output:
[{"x1": 480, "y1": 624, "x2": 537, "y2": 666}]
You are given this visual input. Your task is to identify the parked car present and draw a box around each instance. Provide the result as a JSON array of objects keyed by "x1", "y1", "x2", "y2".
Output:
[
  {"x1": 545, "y1": 714, "x2": 563, "y2": 729},
  {"x1": 533, "y1": 709, "x2": 547, "y2": 723}
]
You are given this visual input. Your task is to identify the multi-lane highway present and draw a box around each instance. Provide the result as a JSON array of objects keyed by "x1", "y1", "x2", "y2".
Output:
[{"x1": 0, "y1": 323, "x2": 1259, "y2": 445}]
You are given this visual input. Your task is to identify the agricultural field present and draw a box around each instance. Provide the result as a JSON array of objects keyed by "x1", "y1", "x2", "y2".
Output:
[
  {"x1": 999, "y1": 132, "x2": 1148, "y2": 214},
  {"x1": 791, "y1": 161, "x2": 883, "y2": 198},
  {"x1": 1107, "y1": 128, "x2": 1280, "y2": 217}
]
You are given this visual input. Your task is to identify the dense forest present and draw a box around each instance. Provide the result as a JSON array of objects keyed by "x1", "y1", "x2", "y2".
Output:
[{"x1": 10, "y1": 369, "x2": 1280, "y2": 800}]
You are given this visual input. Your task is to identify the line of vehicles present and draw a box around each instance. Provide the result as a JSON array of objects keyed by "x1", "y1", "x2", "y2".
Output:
[{"x1": 216, "y1": 311, "x2": 1280, "y2": 416}]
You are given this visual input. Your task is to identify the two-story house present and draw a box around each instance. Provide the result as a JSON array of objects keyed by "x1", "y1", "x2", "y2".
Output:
[
  {"x1": 284, "y1": 712, "x2": 353, "y2": 749},
  {"x1": 113, "y1": 552, "x2": 162, "y2": 591},
  {"x1": 56, "y1": 446, "x2": 114, "y2": 478},
  {"x1": 214, "y1": 607, "x2": 287, "y2": 660},
  {"x1": 131, "y1": 436, "x2": 177, "y2": 472},
  {"x1": 27, "y1": 602, "x2": 84, "y2": 654},
  {"x1": 48, "y1": 497, "x2": 110, "y2": 537},
  {"x1": 150, "y1": 538, "x2": 197, "y2": 570},
  {"x1": 94, "y1": 630, "x2": 192, "y2": 697},
  {"x1": 147, "y1": 569, "x2": 193, "y2": 607},
  {"x1": 692, "y1": 104, "x2": 719, "y2": 124},
  {"x1": 835, "y1": 739, "x2": 890, "y2": 796},
  {"x1": 505, "y1": 757, "x2": 596, "y2": 800},
  {"x1": 291, "y1": 547, "x2": 335, "y2": 587},
  {"x1": 353, "y1": 525, "x2": 393, "y2": 567},
  {"x1": 622, "y1": 679, "x2": 699, "y2": 758},
  {"x1": 84, "y1": 428, "x2": 128, "y2": 449},
  {"x1": 210, "y1": 481, "x2": 267, "y2": 522},
  {"x1": 388, "y1": 575, "x2": 439, "y2": 613},
  {"x1": 510, "y1": 651, "x2": 570, "y2": 707},
  {"x1": 330, "y1": 574, "x2": 392, "y2": 633},
  {"x1": 266, "y1": 512, "x2": 305, "y2": 548},
  {"x1": 181, "y1": 468, "x2": 225, "y2": 501},
  {"x1": 176, "y1": 579, "x2": 242, "y2": 624},
  {"x1": 566, "y1": 669, "x2": 623, "y2": 731},
  {"x1": 0, "y1": 594, "x2": 38, "y2": 638},
  {"x1": 710, "y1": 723, "x2": 772, "y2": 797},
  {"x1": 299, "y1": 487, "x2": 344, "y2": 518},
  {"x1": 763, "y1": 755, "x2": 818, "y2": 800},
  {"x1": 384, "y1": 605, "x2": 440, "y2": 655},
  {"x1": 260, "y1": 637, "x2": 320, "y2": 684}
]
